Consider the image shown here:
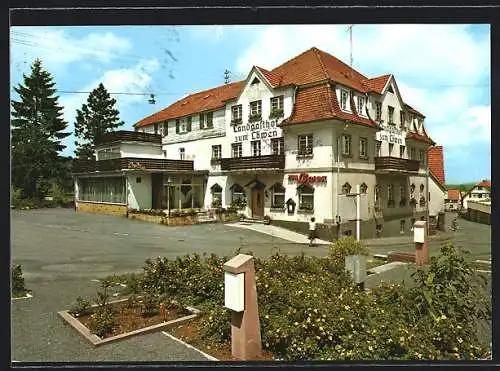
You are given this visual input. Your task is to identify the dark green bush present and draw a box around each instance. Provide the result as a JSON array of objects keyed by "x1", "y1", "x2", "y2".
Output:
[
  {"x1": 88, "y1": 308, "x2": 117, "y2": 337},
  {"x1": 69, "y1": 296, "x2": 91, "y2": 317},
  {"x1": 12, "y1": 264, "x2": 29, "y2": 297}
]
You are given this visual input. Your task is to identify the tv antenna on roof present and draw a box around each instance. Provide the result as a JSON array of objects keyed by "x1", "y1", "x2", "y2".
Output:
[
  {"x1": 148, "y1": 94, "x2": 156, "y2": 104},
  {"x1": 347, "y1": 24, "x2": 354, "y2": 78},
  {"x1": 224, "y1": 69, "x2": 231, "y2": 84}
]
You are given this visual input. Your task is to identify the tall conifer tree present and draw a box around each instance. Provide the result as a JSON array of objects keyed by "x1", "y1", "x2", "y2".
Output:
[
  {"x1": 11, "y1": 59, "x2": 69, "y2": 198},
  {"x1": 74, "y1": 83, "x2": 124, "y2": 159}
]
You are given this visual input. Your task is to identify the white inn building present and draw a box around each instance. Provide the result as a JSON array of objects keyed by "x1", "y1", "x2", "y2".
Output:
[{"x1": 73, "y1": 47, "x2": 443, "y2": 240}]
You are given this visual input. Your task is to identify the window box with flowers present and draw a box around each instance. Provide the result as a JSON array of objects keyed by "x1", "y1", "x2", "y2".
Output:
[
  {"x1": 298, "y1": 203, "x2": 314, "y2": 214},
  {"x1": 399, "y1": 198, "x2": 407, "y2": 207},
  {"x1": 248, "y1": 113, "x2": 262, "y2": 123},
  {"x1": 270, "y1": 203, "x2": 286, "y2": 212},
  {"x1": 269, "y1": 109, "x2": 284, "y2": 119},
  {"x1": 210, "y1": 158, "x2": 221, "y2": 165},
  {"x1": 409, "y1": 198, "x2": 417, "y2": 208},
  {"x1": 387, "y1": 199, "x2": 395, "y2": 208},
  {"x1": 211, "y1": 197, "x2": 222, "y2": 209},
  {"x1": 230, "y1": 118, "x2": 242, "y2": 126}
]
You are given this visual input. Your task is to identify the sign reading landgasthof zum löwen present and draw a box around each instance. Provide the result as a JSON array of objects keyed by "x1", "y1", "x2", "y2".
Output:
[
  {"x1": 233, "y1": 119, "x2": 282, "y2": 142},
  {"x1": 375, "y1": 123, "x2": 405, "y2": 145}
]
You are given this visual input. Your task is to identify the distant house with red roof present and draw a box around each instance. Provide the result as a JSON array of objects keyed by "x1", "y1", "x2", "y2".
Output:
[
  {"x1": 462, "y1": 179, "x2": 491, "y2": 209},
  {"x1": 445, "y1": 189, "x2": 461, "y2": 211},
  {"x1": 73, "y1": 47, "x2": 439, "y2": 239}
]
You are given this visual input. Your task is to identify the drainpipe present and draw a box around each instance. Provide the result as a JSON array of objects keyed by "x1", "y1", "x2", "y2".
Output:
[{"x1": 124, "y1": 171, "x2": 129, "y2": 217}]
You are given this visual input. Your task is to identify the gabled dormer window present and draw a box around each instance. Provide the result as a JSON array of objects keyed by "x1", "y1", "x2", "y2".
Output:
[
  {"x1": 249, "y1": 100, "x2": 262, "y2": 122},
  {"x1": 388, "y1": 85, "x2": 394, "y2": 93},
  {"x1": 340, "y1": 89, "x2": 349, "y2": 111},
  {"x1": 270, "y1": 96, "x2": 284, "y2": 119}
]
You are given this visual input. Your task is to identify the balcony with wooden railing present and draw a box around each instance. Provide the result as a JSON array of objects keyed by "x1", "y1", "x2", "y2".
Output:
[
  {"x1": 94, "y1": 130, "x2": 162, "y2": 145},
  {"x1": 220, "y1": 154, "x2": 285, "y2": 171},
  {"x1": 73, "y1": 157, "x2": 194, "y2": 173},
  {"x1": 375, "y1": 157, "x2": 420, "y2": 173}
]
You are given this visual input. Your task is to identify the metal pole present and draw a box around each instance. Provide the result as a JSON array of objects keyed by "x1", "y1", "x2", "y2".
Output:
[{"x1": 356, "y1": 184, "x2": 361, "y2": 241}]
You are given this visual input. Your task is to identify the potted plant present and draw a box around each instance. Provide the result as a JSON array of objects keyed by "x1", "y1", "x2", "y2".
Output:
[
  {"x1": 263, "y1": 215, "x2": 271, "y2": 225},
  {"x1": 269, "y1": 108, "x2": 284, "y2": 119},
  {"x1": 248, "y1": 113, "x2": 262, "y2": 123}
]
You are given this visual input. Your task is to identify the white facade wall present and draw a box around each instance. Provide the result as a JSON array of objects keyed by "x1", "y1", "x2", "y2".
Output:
[
  {"x1": 127, "y1": 173, "x2": 152, "y2": 210},
  {"x1": 120, "y1": 142, "x2": 164, "y2": 158},
  {"x1": 428, "y1": 177, "x2": 446, "y2": 216},
  {"x1": 463, "y1": 186, "x2": 491, "y2": 209}
]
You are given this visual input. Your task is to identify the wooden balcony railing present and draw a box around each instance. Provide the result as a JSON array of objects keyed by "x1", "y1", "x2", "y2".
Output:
[
  {"x1": 375, "y1": 157, "x2": 420, "y2": 172},
  {"x1": 220, "y1": 154, "x2": 285, "y2": 171},
  {"x1": 94, "y1": 130, "x2": 162, "y2": 145},
  {"x1": 73, "y1": 157, "x2": 193, "y2": 173}
]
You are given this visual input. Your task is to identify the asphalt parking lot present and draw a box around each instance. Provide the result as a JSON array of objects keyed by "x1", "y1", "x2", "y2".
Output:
[{"x1": 11, "y1": 209, "x2": 491, "y2": 362}]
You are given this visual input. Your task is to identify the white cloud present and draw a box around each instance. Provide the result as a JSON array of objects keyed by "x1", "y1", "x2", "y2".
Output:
[
  {"x1": 10, "y1": 27, "x2": 133, "y2": 72},
  {"x1": 235, "y1": 24, "x2": 490, "y2": 148},
  {"x1": 59, "y1": 58, "x2": 161, "y2": 155}
]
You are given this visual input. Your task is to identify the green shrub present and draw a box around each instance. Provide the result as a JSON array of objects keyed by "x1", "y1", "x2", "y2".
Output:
[
  {"x1": 140, "y1": 293, "x2": 159, "y2": 317},
  {"x1": 11, "y1": 186, "x2": 23, "y2": 208},
  {"x1": 199, "y1": 304, "x2": 231, "y2": 343},
  {"x1": 88, "y1": 308, "x2": 117, "y2": 337},
  {"x1": 69, "y1": 296, "x2": 91, "y2": 317},
  {"x1": 329, "y1": 236, "x2": 369, "y2": 267},
  {"x1": 12, "y1": 264, "x2": 29, "y2": 297}
]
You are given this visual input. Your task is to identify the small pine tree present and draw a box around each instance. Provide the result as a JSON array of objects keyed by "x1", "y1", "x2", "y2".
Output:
[
  {"x1": 74, "y1": 83, "x2": 124, "y2": 160},
  {"x1": 11, "y1": 59, "x2": 70, "y2": 198}
]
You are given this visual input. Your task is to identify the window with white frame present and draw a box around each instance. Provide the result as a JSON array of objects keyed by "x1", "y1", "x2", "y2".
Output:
[
  {"x1": 179, "y1": 147, "x2": 185, "y2": 160},
  {"x1": 200, "y1": 112, "x2": 214, "y2": 129},
  {"x1": 249, "y1": 100, "x2": 262, "y2": 120},
  {"x1": 271, "y1": 137, "x2": 284, "y2": 155},
  {"x1": 212, "y1": 145, "x2": 221, "y2": 159},
  {"x1": 375, "y1": 140, "x2": 382, "y2": 157},
  {"x1": 400, "y1": 145, "x2": 406, "y2": 158},
  {"x1": 154, "y1": 123, "x2": 159, "y2": 134},
  {"x1": 359, "y1": 137, "x2": 368, "y2": 158},
  {"x1": 162, "y1": 122, "x2": 168, "y2": 137},
  {"x1": 400, "y1": 184, "x2": 406, "y2": 206},
  {"x1": 388, "y1": 106, "x2": 395, "y2": 124},
  {"x1": 340, "y1": 89, "x2": 349, "y2": 111},
  {"x1": 98, "y1": 147, "x2": 120, "y2": 160},
  {"x1": 419, "y1": 150, "x2": 426, "y2": 166},
  {"x1": 342, "y1": 134, "x2": 351, "y2": 156},
  {"x1": 231, "y1": 143, "x2": 242, "y2": 158},
  {"x1": 410, "y1": 183, "x2": 416, "y2": 199},
  {"x1": 270, "y1": 96, "x2": 284, "y2": 117},
  {"x1": 376, "y1": 102, "x2": 382, "y2": 121},
  {"x1": 270, "y1": 183, "x2": 285, "y2": 208},
  {"x1": 357, "y1": 96, "x2": 366, "y2": 115},
  {"x1": 388, "y1": 184, "x2": 394, "y2": 207},
  {"x1": 298, "y1": 184, "x2": 314, "y2": 211},
  {"x1": 79, "y1": 177, "x2": 126, "y2": 204},
  {"x1": 211, "y1": 183, "x2": 222, "y2": 207},
  {"x1": 231, "y1": 184, "x2": 245, "y2": 203},
  {"x1": 251, "y1": 140, "x2": 261, "y2": 156},
  {"x1": 389, "y1": 143, "x2": 394, "y2": 157},
  {"x1": 409, "y1": 147, "x2": 416, "y2": 160},
  {"x1": 400, "y1": 111, "x2": 405, "y2": 127},
  {"x1": 298, "y1": 134, "x2": 313, "y2": 156},
  {"x1": 231, "y1": 105, "x2": 242, "y2": 123}
]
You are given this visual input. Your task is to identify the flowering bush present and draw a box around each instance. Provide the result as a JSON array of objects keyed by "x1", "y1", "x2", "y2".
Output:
[{"x1": 128, "y1": 208, "x2": 166, "y2": 216}]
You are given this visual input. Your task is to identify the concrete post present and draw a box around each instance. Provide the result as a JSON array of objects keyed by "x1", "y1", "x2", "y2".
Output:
[
  {"x1": 223, "y1": 254, "x2": 262, "y2": 360},
  {"x1": 413, "y1": 220, "x2": 428, "y2": 266}
]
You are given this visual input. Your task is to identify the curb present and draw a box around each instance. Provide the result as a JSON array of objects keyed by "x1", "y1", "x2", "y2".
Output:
[
  {"x1": 11, "y1": 292, "x2": 33, "y2": 301},
  {"x1": 161, "y1": 331, "x2": 218, "y2": 361}
]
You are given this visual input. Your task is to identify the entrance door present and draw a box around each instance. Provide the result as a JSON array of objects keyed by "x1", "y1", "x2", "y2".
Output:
[{"x1": 251, "y1": 188, "x2": 264, "y2": 218}]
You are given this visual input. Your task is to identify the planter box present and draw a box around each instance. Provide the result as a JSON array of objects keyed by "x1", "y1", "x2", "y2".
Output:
[
  {"x1": 166, "y1": 215, "x2": 198, "y2": 226},
  {"x1": 58, "y1": 298, "x2": 200, "y2": 347},
  {"x1": 388, "y1": 251, "x2": 416, "y2": 263},
  {"x1": 128, "y1": 213, "x2": 166, "y2": 224}
]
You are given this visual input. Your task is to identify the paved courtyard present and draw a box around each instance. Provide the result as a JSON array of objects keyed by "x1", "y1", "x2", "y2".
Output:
[{"x1": 11, "y1": 209, "x2": 491, "y2": 362}]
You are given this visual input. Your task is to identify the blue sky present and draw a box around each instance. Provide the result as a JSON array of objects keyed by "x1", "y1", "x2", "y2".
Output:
[{"x1": 10, "y1": 25, "x2": 490, "y2": 184}]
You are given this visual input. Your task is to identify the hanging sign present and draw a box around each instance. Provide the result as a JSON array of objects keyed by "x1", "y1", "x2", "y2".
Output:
[{"x1": 288, "y1": 173, "x2": 327, "y2": 184}]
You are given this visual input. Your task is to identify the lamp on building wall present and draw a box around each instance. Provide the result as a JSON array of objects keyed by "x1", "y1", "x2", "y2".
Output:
[{"x1": 286, "y1": 198, "x2": 296, "y2": 214}]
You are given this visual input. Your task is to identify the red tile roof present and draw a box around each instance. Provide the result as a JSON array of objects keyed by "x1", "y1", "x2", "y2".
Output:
[
  {"x1": 135, "y1": 80, "x2": 244, "y2": 128},
  {"x1": 447, "y1": 189, "x2": 461, "y2": 201},
  {"x1": 134, "y1": 47, "x2": 427, "y2": 131},
  {"x1": 406, "y1": 131, "x2": 435, "y2": 145},
  {"x1": 477, "y1": 180, "x2": 491, "y2": 188},
  {"x1": 281, "y1": 82, "x2": 377, "y2": 129},
  {"x1": 361, "y1": 74, "x2": 391, "y2": 94},
  {"x1": 428, "y1": 146, "x2": 445, "y2": 185},
  {"x1": 405, "y1": 103, "x2": 425, "y2": 118}
]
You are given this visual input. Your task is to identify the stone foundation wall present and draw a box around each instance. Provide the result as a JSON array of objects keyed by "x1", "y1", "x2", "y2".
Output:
[{"x1": 76, "y1": 201, "x2": 127, "y2": 217}]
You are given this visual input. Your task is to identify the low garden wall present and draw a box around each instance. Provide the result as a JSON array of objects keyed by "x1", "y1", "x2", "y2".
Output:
[
  {"x1": 77, "y1": 201, "x2": 128, "y2": 217},
  {"x1": 126, "y1": 209, "x2": 240, "y2": 226}
]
